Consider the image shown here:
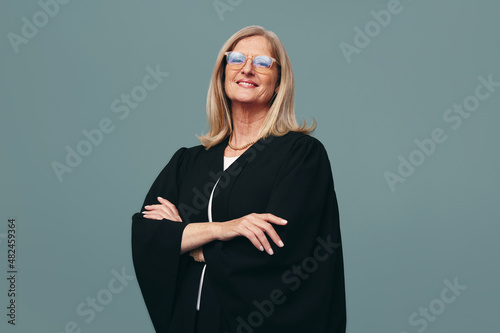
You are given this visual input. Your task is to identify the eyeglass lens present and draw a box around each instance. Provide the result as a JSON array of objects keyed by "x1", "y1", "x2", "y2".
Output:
[{"x1": 227, "y1": 52, "x2": 273, "y2": 69}]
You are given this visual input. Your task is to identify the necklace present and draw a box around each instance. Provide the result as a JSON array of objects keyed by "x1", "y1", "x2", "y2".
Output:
[{"x1": 228, "y1": 135, "x2": 257, "y2": 150}]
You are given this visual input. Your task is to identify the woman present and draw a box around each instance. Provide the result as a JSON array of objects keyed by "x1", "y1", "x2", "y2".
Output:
[{"x1": 132, "y1": 25, "x2": 346, "y2": 333}]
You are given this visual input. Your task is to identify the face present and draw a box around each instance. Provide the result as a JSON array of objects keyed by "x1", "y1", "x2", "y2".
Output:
[{"x1": 224, "y1": 36, "x2": 280, "y2": 109}]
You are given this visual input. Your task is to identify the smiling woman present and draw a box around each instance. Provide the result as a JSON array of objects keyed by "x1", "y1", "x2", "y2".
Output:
[
  {"x1": 224, "y1": 36, "x2": 279, "y2": 110},
  {"x1": 132, "y1": 25, "x2": 346, "y2": 333}
]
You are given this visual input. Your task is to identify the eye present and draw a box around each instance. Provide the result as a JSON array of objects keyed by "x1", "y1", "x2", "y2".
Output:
[
  {"x1": 254, "y1": 56, "x2": 272, "y2": 68},
  {"x1": 228, "y1": 52, "x2": 245, "y2": 64}
]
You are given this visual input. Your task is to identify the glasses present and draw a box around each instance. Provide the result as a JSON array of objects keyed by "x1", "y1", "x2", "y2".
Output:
[{"x1": 225, "y1": 51, "x2": 279, "y2": 73}]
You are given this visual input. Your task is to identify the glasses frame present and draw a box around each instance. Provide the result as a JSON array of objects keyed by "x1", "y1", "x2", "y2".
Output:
[{"x1": 224, "y1": 51, "x2": 279, "y2": 73}]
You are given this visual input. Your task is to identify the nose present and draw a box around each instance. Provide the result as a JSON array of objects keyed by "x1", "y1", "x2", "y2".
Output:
[{"x1": 241, "y1": 56, "x2": 255, "y2": 74}]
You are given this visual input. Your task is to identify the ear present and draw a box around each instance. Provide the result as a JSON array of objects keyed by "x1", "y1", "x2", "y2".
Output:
[{"x1": 274, "y1": 85, "x2": 280, "y2": 93}]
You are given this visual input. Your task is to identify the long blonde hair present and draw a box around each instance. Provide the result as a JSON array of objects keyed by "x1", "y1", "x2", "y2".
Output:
[{"x1": 198, "y1": 25, "x2": 315, "y2": 149}]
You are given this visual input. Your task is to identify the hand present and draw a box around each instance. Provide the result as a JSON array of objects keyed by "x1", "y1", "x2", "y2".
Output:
[
  {"x1": 189, "y1": 247, "x2": 205, "y2": 262},
  {"x1": 142, "y1": 197, "x2": 182, "y2": 222},
  {"x1": 217, "y1": 213, "x2": 287, "y2": 255}
]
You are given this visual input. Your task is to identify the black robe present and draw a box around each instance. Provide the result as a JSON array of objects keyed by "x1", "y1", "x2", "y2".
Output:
[{"x1": 132, "y1": 131, "x2": 346, "y2": 333}]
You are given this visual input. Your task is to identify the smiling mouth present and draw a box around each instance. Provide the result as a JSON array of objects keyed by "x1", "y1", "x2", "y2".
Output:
[{"x1": 237, "y1": 81, "x2": 258, "y2": 87}]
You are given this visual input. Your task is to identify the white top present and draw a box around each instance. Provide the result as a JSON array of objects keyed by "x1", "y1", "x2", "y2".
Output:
[
  {"x1": 207, "y1": 155, "x2": 238, "y2": 222},
  {"x1": 196, "y1": 155, "x2": 239, "y2": 310},
  {"x1": 223, "y1": 155, "x2": 239, "y2": 170}
]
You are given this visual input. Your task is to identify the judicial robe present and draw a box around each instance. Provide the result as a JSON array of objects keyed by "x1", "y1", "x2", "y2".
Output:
[{"x1": 132, "y1": 131, "x2": 346, "y2": 333}]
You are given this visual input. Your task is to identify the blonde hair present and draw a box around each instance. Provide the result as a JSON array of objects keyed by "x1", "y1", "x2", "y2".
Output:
[{"x1": 198, "y1": 25, "x2": 315, "y2": 149}]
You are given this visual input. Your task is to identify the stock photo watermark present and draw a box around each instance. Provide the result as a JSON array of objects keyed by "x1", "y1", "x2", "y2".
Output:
[
  {"x1": 400, "y1": 277, "x2": 467, "y2": 333},
  {"x1": 340, "y1": 0, "x2": 419, "y2": 64},
  {"x1": 5, "y1": 218, "x2": 17, "y2": 326},
  {"x1": 230, "y1": 234, "x2": 340, "y2": 333},
  {"x1": 51, "y1": 64, "x2": 169, "y2": 182},
  {"x1": 7, "y1": 0, "x2": 73, "y2": 54},
  {"x1": 384, "y1": 73, "x2": 499, "y2": 192},
  {"x1": 48, "y1": 267, "x2": 135, "y2": 333},
  {"x1": 213, "y1": 0, "x2": 245, "y2": 22}
]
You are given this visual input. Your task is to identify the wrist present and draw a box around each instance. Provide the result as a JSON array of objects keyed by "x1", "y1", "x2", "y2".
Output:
[{"x1": 212, "y1": 222, "x2": 223, "y2": 241}]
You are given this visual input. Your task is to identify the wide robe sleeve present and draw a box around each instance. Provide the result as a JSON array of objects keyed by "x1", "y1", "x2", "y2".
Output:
[
  {"x1": 131, "y1": 147, "x2": 189, "y2": 333},
  {"x1": 203, "y1": 136, "x2": 346, "y2": 333}
]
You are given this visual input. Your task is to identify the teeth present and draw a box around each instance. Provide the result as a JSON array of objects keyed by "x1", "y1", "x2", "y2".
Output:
[{"x1": 238, "y1": 82, "x2": 256, "y2": 87}]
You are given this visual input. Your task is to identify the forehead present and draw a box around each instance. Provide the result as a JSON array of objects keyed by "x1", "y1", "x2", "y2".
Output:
[{"x1": 232, "y1": 36, "x2": 273, "y2": 56}]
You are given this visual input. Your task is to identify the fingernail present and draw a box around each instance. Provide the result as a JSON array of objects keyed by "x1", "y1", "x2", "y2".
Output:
[
  {"x1": 268, "y1": 248, "x2": 274, "y2": 255},
  {"x1": 281, "y1": 219, "x2": 287, "y2": 224},
  {"x1": 279, "y1": 241, "x2": 284, "y2": 247},
  {"x1": 259, "y1": 246, "x2": 264, "y2": 251}
]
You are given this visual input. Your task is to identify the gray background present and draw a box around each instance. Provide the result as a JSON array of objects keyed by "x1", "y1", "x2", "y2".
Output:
[{"x1": 1, "y1": 0, "x2": 499, "y2": 332}]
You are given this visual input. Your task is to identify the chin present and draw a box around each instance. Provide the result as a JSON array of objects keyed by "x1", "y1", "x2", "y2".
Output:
[
  {"x1": 233, "y1": 97, "x2": 264, "y2": 106},
  {"x1": 233, "y1": 95, "x2": 256, "y2": 102},
  {"x1": 228, "y1": 92, "x2": 256, "y2": 103}
]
